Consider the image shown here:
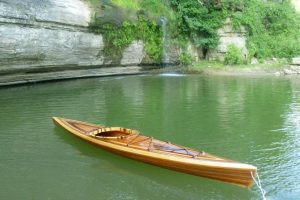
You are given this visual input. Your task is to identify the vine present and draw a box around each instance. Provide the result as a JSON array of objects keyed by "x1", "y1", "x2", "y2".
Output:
[{"x1": 90, "y1": 16, "x2": 163, "y2": 62}]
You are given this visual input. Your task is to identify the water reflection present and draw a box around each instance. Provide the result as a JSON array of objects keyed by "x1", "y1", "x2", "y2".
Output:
[
  {"x1": 159, "y1": 73, "x2": 186, "y2": 77},
  {"x1": 0, "y1": 75, "x2": 300, "y2": 199},
  {"x1": 268, "y1": 78, "x2": 300, "y2": 197}
]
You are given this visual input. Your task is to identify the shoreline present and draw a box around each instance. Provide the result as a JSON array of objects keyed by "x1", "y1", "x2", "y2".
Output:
[
  {"x1": 0, "y1": 66, "x2": 148, "y2": 87},
  {"x1": 1, "y1": 63, "x2": 300, "y2": 87},
  {"x1": 152, "y1": 61, "x2": 300, "y2": 77}
]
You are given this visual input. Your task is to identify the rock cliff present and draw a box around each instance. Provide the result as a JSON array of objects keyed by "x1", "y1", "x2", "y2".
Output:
[
  {"x1": 208, "y1": 19, "x2": 247, "y2": 61},
  {"x1": 0, "y1": 0, "x2": 148, "y2": 86},
  {"x1": 0, "y1": 0, "x2": 252, "y2": 86}
]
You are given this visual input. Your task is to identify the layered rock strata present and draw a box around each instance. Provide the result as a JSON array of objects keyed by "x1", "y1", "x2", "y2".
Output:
[{"x1": 0, "y1": 0, "x2": 148, "y2": 86}]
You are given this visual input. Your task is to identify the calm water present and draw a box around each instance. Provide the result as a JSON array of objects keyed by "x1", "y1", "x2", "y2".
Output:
[{"x1": 0, "y1": 75, "x2": 300, "y2": 200}]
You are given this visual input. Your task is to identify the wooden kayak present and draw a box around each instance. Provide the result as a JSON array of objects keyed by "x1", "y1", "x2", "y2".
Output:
[{"x1": 53, "y1": 117, "x2": 257, "y2": 188}]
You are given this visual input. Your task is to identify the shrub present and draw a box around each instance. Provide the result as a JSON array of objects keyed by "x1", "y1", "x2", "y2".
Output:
[
  {"x1": 180, "y1": 52, "x2": 194, "y2": 65},
  {"x1": 230, "y1": 0, "x2": 300, "y2": 59},
  {"x1": 224, "y1": 44, "x2": 244, "y2": 65}
]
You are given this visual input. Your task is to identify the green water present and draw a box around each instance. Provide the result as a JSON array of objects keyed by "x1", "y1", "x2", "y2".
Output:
[{"x1": 0, "y1": 75, "x2": 300, "y2": 199}]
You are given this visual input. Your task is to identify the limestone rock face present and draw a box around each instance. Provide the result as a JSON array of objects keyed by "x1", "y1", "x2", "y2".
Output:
[
  {"x1": 208, "y1": 19, "x2": 247, "y2": 60},
  {"x1": 292, "y1": 57, "x2": 300, "y2": 65},
  {"x1": 217, "y1": 25, "x2": 248, "y2": 55},
  {"x1": 0, "y1": 0, "x2": 104, "y2": 74},
  {"x1": 0, "y1": 0, "x2": 149, "y2": 85},
  {"x1": 121, "y1": 40, "x2": 146, "y2": 65},
  {"x1": 0, "y1": 25, "x2": 104, "y2": 73},
  {"x1": 0, "y1": 0, "x2": 91, "y2": 26}
]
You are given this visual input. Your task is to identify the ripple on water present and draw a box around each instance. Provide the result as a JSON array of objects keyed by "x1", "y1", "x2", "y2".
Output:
[
  {"x1": 159, "y1": 73, "x2": 186, "y2": 77},
  {"x1": 0, "y1": 75, "x2": 300, "y2": 199}
]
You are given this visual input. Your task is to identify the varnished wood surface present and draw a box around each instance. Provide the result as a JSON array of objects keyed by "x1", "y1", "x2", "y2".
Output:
[{"x1": 53, "y1": 117, "x2": 257, "y2": 188}]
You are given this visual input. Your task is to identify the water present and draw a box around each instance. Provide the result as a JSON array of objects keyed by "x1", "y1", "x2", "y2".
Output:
[
  {"x1": 0, "y1": 75, "x2": 300, "y2": 199},
  {"x1": 160, "y1": 17, "x2": 170, "y2": 64}
]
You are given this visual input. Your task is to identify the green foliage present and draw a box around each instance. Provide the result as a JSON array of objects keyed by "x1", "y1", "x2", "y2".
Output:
[
  {"x1": 90, "y1": 16, "x2": 163, "y2": 61},
  {"x1": 139, "y1": 0, "x2": 176, "y2": 20},
  {"x1": 106, "y1": 0, "x2": 175, "y2": 20},
  {"x1": 87, "y1": 0, "x2": 100, "y2": 8},
  {"x1": 179, "y1": 52, "x2": 194, "y2": 65},
  {"x1": 170, "y1": 0, "x2": 226, "y2": 54},
  {"x1": 111, "y1": 0, "x2": 140, "y2": 10},
  {"x1": 88, "y1": 0, "x2": 300, "y2": 63},
  {"x1": 224, "y1": 44, "x2": 244, "y2": 65},
  {"x1": 170, "y1": 0, "x2": 300, "y2": 60},
  {"x1": 229, "y1": 0, "x2": 300, "y2": 59},
  {"x1": 136, "y1": 18, "x2": 163, "y2": 61}
]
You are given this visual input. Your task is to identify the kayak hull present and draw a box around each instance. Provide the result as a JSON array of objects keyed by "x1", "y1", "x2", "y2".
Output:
[{"x1": 53, "y1": 117, "x2": 257, "y2": 188}]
